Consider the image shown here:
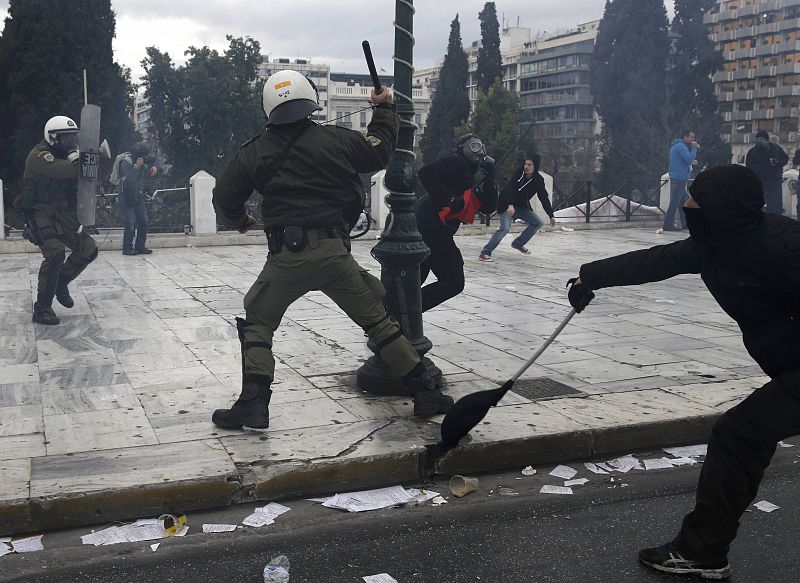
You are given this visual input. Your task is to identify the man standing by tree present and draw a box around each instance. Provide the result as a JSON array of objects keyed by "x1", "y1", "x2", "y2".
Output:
[
  {"x1": 746, "y1": 129, "x2": 789, "y2": 215},
  {"x1": 663, "y1": 130, "x2": 699, "y2": 232},
  {"x1": 479, "y1": 154, "x2": 555, "y2": 261},
  {"x1": 16, "y1": 116, "x2": 98, "y2": 325}
]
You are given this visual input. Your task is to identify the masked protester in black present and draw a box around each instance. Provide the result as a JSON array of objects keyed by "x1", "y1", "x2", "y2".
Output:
[
  {"x1": 566, "y1": 165, "x2": 800, "y2": 581},
  {"x1": 745, "y1": 129, "x2": 789, "y2": 215},
  {"x1": 415, "y1": 135, "x2": 498, "y2": 312}
]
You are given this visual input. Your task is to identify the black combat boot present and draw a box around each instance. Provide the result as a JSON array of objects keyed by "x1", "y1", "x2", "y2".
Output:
[
  {"x1": 32, "y1": 300, "x2": 60, "y2": 325},
  {"x1": 403, "y1": 363, "x2": 454, "y2": 417},
  {"x1": 212, "y1": 376, "x2": 272, "y2": 430},
  {"x1": 55, "y1": 280, "x2": 74, "y2": 308}
]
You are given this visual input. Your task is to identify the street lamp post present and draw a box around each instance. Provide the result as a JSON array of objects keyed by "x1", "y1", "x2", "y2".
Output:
[{"x1": 356, "y1": 0, "x2": 440, "y2": 395}]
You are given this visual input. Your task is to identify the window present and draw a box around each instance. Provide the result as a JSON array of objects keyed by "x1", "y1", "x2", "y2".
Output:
[
  {"x1": 740, "y1": 37, "x2": 756, "y2": 49},
  {"x1": 781, "y1": 117, "x2": 799, "y2": 132},
  {"x1": 737, "y1": 100, "x2": 754, "y2": 111},
  {"x1": 780, "y1": 95, "x2": 800, "y2": 108},
  {"x1": 759, "y1": 98, "x2": 776, "y2": 110},
  {"x1": 719, "y1": 102, "x2": 734, "y2": 113},
  {"x1": 761, "y1": 76, "x2": 778, "y2": 88},
  {"x1": 738, "y1": 79, "x2": 756, "y2": 90},
  {"x1": 738, "y1": 58, "x2": 757, "y2": 71},
  {"x1": 360, "y1": 110, "x2": 367, "y2": 126},
  {"x1": 723, "y1": 62, "x2": 737, "y2": 72},
  {"x1": 719, "y1": 81, "x2": 736, "y2": 92},
  {"x1": 762, "y1": 55, "x2": 779, "y2": 67}
]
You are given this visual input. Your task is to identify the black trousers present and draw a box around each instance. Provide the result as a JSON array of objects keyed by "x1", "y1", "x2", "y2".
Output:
[
  {"x1": 418, "y1": 218, "x2": 465, "y2": 313},
  {"x1": 675, "y1": 371, "x2": 800, "y2": 561}
]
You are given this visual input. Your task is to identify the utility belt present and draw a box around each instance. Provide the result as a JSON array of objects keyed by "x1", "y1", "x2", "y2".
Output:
[{"x1": 266, "y1": 225, "x2": 349, "y2": 255}]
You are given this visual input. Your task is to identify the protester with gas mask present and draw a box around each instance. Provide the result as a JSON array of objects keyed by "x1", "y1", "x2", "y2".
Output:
[
  {"x1": 415, "y1": 134, "x2": 497, "y2": 311},
  {"x1": 210, "y1": 70, "x2": 454, "y2": 432},
  {"x1": 479, "y1": 153, "x2": 555, "y2": 261},
  {"x1": 566, "y1": 165, "x2": 800, "y2": 580},
  {"x1": 118, "y1": 141, "x2": 158, "y2": 255},
  {"x1": 15, "y1": 116, "x2": 99, "y2": 325},
  {"x1": 746, "y1": 129, "x2": 789, "y2": 215}
]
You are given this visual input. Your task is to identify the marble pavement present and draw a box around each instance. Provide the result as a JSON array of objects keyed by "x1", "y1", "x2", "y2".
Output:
[{"x1": 0, "y1": 227, "x2": 768, "y2": 533}]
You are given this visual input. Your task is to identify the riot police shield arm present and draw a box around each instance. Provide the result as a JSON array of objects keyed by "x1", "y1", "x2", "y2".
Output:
[
  {"x1": 30, "y1": 150, "x2": 80, "y2": 180},
  {"x1": 345, "y1": 106, "x2": 399, "y2": 173},
  {"x1": 213, "y1": 154, "x2": 256, "y2": 230}
]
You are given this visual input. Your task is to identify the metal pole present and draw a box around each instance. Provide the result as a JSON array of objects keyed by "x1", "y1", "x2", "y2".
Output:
[
  {"x1": 83, "y1": 69, "x2": 88, "y2": 106},
  {"x1": 357, "y1": 0, "x2": 440, "y2": 395}
]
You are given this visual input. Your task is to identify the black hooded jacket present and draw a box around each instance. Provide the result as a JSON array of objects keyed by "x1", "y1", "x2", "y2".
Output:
[
  {"x1": 745, "y1": 141, "x2": 789, "y2": 184},
  {"x1": 497, "y1": 167, "x2": 554, "y2": 217},
  {"x1": 579, "y1": 165, "x2": 800, "y2": 381}
]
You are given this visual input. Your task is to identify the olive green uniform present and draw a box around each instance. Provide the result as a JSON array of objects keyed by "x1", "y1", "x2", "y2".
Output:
[
  {"x1": 19, "y1": 142, "x2": 98, "y2": 308},
  {"x1": 213, "y1": 105, "x2": 420, "y2": 385}
]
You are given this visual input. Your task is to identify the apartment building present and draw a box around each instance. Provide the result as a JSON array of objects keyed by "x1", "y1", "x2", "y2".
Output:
[
  {"x1": 517, "y1": 22, "x2": 602, "y2": 166},
  {"x1": 705, "y1": 0, "x2": 800, "y2": 161}
]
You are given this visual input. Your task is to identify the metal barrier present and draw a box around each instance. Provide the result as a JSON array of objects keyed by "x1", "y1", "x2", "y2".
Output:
[{"x1": 551, "y1": 179, "x2": 669, "y2": 222}]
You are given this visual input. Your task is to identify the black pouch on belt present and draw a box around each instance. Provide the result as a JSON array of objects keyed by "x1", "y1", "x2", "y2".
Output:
[
  {"x1": 266, "y1": 227, "x2": 283, "y2": 254},
  {"x1": 283, "y1": 226, "x2": 308, "y2": 252}
]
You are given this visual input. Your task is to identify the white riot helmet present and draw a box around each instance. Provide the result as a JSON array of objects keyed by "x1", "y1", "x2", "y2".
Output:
[
  {"x1": 262, "y1": 70, "x2": 322, "y2": 126},
  {"x1": 44, "y1": 116, "x2": 79, "y2": 146}
]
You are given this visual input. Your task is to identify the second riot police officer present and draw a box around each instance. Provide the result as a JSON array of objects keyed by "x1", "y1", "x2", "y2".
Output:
[
  {"x1": 211, "y1": 70, "x2": 454, "y2": 431},
  {"x1": 17, "y1": 116, "x2": 99, "y2": 325}
]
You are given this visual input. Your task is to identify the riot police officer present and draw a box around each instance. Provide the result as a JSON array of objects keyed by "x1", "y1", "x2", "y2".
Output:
[
  {"x1": 211, "y1": 70, "x2": 453, "y2": 430},
  {"x1": 17, "y1": 116, "x2": 98, "y2": 325}
]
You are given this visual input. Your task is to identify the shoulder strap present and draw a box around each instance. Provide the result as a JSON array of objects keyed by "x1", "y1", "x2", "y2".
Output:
[{"x1": 258, "y1": 124, "x2": 312, "y2": 192}]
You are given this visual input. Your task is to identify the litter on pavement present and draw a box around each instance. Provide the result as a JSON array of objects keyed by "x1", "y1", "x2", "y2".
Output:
[
  {"x1": 663, "y1": 444, "x2": 708, "y2": 458},
  {"x1": 81, "y1": 517, "x2": 189, "y2": 546},
  {"x1": 754, "y1": 500, "x2": 780, "y2": 513},
  {"x1": 320, "y1": 486, "x2": 442, "y2": 513},
  {"x1": 449, "y1": 475, "x2": 479, "y2": 498},
  {"x1": 150, "y1": 543, "x2": 160, "y2": 552},
  {"x1": 778, "y1": 441, "x2": 795, "y2": 448},
  {"x1": 643, "y1": 458, "x2": 677, "y2": 470},
  {"x1": 521, "y1": 466, "x2": 537, "y2": 476},
  {"x1": 430, "y1": 496, "x2": 448, "y2": 506},
  {"x1": 10, "y1": 534, "x2": 44, "y2": 553},
  {"x1": 242, "y1": 502, "x2": 291, "y2": 527},
  {"x1": 540, "y1": 485, "x2": 573, "y2": 495},
  {"x1": 549, "y1": 465, "x2": 578, "y2": 480},
  {"x1": 202, "y1": 524, "x2": 238, "y2": 533},
  {"x1": 605, "y1": 455, "x2": 643, "y2": 473},
  {"x1": 363, "y1": 574, "x2": 399, "y2": 583},
  {"x1": 585, "y1": 462, "x2": 610, "y2": 475},
  {"x1": 564, "y1": 478, "x2": 589, "y2": 487}
]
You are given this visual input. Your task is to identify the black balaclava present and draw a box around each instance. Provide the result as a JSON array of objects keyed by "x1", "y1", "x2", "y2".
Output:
[{"x1": 688, "y1": 165, "x2": 764, "y2": 246}]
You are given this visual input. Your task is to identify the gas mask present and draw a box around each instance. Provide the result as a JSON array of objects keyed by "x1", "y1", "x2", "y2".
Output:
[
  {"x1": 53, "y1": 132, "x2": 78, "y2": 155},
  {"x1": 458, "y1": 136, "x2": 489, "y2": 165}
]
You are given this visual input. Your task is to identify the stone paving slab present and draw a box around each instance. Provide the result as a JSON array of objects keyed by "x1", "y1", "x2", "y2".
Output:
[{"x1": 0, "y1": 227, "x2": 767, "y2": 534}]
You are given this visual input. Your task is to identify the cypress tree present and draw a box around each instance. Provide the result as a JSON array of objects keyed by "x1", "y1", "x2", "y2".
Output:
[
  {"x1": 420, "y1": 15, "x2": 470, "y2": 165},
  {"x1": 475, "y1": 2, "x2": 502, "y2": 94},
  {"x1": 669, "y1": 0, "x2": 732, "y2": 168},
  {"x1": 0, "y1": 0, "x2": 133, "y2": 187},
  {"x1": 590, "y1": 0, "x2": 671, "y2": 185}
]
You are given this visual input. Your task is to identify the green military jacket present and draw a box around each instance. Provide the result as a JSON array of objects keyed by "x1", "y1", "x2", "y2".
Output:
[
  {"x1": 213, "y1": 104, "x2": 399, "y2": 230},
  {"x1": 18, "y1": 141, "x2": 79, "y2": 211}
]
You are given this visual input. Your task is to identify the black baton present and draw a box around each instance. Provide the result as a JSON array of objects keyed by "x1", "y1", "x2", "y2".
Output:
[{"x1": 362, "y1": 41, "x2": 383, "y2": 93}]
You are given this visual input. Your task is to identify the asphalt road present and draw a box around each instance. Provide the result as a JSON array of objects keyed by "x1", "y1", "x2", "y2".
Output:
[{"x1": 3, "y1": 441, "x2": 799, "y2": 583}]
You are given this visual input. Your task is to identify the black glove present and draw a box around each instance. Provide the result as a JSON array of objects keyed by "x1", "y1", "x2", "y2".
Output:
[{"x1": 566, "y1": 277, "x2": 594, "y2": 313}]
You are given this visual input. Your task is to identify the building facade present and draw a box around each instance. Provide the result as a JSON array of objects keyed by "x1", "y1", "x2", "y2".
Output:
[
  {"x1": 706, "y1": 0, "x2": 800, "y2": 162},
  {"x1": 328, "y1": 73, "x2": 432, "y2": 148},
  {"x1": 517, "y1": 21, "x2": 602, "y2": 173}
]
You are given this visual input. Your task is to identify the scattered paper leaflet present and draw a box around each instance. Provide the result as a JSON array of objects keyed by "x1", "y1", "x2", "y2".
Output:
[
  {"x1": 363, "y1": 575, "x2": 399, "y2": 583},
  {"x1": 549, "y1": 465, "x2": 578, "y2": 480},
  {"x1": 754, "y1": 500, "x2": 780, "y2": 513},
  {"x1": 322, "y1": 486, "x2": 439, "y2": 513},
  {"x1": 663, "y1": 444, "x2": 708, "y2": 458},
  {"x1": 82, "y1": 522, "x2": 187, "y2": 546},
  {"x1": 242, "y1": 502, "x2": 292, "y2": 528}
]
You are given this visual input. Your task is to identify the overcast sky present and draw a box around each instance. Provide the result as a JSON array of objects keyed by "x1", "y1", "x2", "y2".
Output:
[{"x1": 0, "y1": 0, "x2": 675, "y2": 82}]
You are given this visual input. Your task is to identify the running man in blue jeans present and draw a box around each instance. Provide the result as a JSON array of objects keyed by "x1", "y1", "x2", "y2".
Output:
[
  {"x1": 119, "y1": 141, "x2": 158, "y2": 256},
  {"x1": 479, "y1": 154, "x2": 555, "y2": 261}
]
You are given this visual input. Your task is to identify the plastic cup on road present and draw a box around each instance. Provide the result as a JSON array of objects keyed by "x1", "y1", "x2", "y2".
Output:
[{"x1": 449, "y1": 475, "x2": 479, "y2": 498}]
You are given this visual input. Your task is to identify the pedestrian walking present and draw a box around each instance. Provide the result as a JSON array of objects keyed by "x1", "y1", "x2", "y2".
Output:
[
  {"x1": 663, "y1": 130, "x2": 699, "y2": 231},
  {"x1": 16, "y1": 116, "x2": 99, "y2": 325},
  {"x1": 211, "y1": 70, "x2": 453, "y2": 430},
  {"x1": 566, "y1": 164, "x2": 800, "y2": 580},
  {"x1": 746, "y1": 129, "x2": 789, "y2": 215},
  {"x1": 117, "y1": 141, "x2": 157, "y2": 255},
  {"x1": 415, "y1": 134, "x2": 497, "y2": 311},
  {"x1": 479, "y1": 154, "x2": 555, "y2": 261}
]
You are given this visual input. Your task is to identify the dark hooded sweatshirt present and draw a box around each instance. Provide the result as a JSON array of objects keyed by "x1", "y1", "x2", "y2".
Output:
[{"x1": 579, "y1": 165, "x2": 800, "y2": 382}]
